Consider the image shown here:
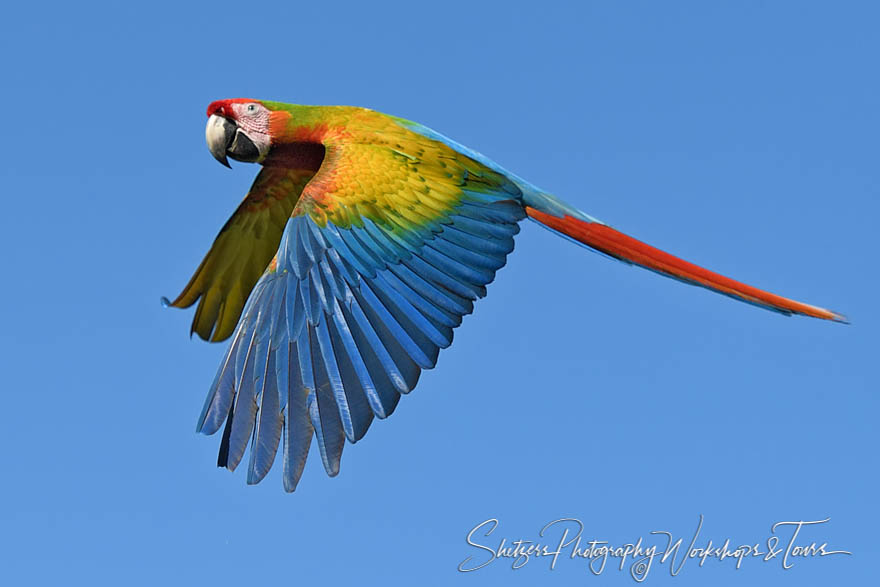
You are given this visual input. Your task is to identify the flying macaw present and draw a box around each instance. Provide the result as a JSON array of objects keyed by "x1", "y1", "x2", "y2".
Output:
[{"x1": 166, "y1": 99, "x2": 844, "y2": 491}]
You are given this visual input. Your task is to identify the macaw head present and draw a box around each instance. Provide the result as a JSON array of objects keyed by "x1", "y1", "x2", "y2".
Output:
[{"x1": 205, "y1": 99, "x2": 274, "y2": 167}]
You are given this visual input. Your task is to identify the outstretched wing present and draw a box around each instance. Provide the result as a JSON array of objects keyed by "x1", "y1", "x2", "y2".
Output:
[
  {"x1": 197, "y1": 123, "x2": 526, "y2": 491},
  {"x1": 167, "y1": 167, "x2": 316, "y2": 341}
]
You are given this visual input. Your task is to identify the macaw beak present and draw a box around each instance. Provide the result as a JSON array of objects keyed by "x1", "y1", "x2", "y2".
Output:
[{"x1": 205, "y1": 114, "x2": 262, "y2": 167}]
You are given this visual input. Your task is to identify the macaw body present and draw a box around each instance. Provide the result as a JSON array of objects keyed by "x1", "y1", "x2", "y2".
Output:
[{"x1": 167, "y1": 99, "x2": 843, "y2": 491}]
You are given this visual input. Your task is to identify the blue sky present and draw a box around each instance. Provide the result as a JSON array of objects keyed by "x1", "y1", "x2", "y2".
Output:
[{"x1": 0, "y1": 1, "x2": 875, "y2": 585}]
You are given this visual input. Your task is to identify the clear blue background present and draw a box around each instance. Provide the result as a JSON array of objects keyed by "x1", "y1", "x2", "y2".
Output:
[{"x1": 0, "y1": 1, "x2": 874, "y2": 584}]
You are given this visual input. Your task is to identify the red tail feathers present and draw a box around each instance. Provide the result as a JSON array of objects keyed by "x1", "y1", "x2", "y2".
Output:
[{"x1": 526, "y1": 207, "x2": 846, "y2": 323}]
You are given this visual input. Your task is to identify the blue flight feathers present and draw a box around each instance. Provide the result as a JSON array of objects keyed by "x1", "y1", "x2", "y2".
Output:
[{"x1": 198, "y1": 187, "x2": 525, "y2": 491}]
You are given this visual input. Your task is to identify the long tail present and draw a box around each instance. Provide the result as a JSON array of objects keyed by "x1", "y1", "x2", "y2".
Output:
[{"x1": 523, "y1": 194, "x2": 846, "y2": 323}]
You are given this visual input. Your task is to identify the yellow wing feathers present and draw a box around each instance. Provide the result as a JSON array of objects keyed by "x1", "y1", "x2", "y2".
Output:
[
  {"x1": 294, "y1": 119, "x2": 515, "y2": 232},
  {"x1": 169, "y1": 167, "x2": 315, "y2": 341}
]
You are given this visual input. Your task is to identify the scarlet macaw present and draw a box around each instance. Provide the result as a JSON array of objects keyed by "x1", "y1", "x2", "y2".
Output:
[{"x1": 166, "y1": 99, "x2": 844, "y2": 491}]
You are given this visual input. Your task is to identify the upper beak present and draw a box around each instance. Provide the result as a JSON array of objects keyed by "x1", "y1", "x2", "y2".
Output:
[
  {"x1": 205, "y1": 114, "x2": 263, "y2": 167},
  {"x1": 206, "y1": 114, "x2": 235, "y2": 168}
]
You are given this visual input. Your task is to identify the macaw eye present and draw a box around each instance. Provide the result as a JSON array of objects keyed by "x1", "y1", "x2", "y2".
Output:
[{"x1": 247, "y1": 103, "x2": 257, "y2": 113}]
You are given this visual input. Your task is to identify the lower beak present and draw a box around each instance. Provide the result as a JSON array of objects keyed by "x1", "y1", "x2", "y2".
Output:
[{"x1": 205, "y1": 114, "x2": 263, "y2": 167}]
